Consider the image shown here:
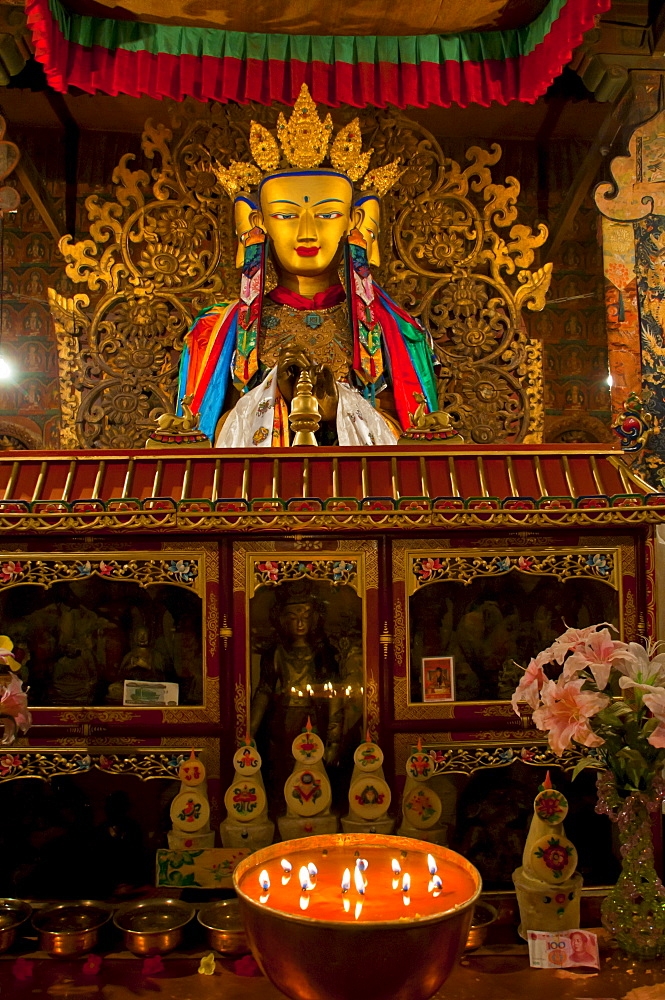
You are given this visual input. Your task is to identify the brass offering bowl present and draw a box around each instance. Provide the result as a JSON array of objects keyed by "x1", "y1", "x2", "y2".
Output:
[
  {"x1": 0, "y1": 899, "x2": 32, "y2": 953},
  {"x1": 33, "y1": 901, "x2": 111, "y2": 957},
  {"x1": 114, "y1": 898, "x2": 195, "y2": 955},
  {"x1": 464, "y1": 901, "x2": 498, "y2": 951},
  {"x1": 234, "y1": 833, "x2": 482, "y2": 1000},
  {"x1": 197, "y1": 899, "x2": 249, "y2": 954}
]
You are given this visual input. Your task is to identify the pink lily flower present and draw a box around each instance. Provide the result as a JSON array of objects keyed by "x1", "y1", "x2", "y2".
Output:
[{"x1": 532, "y1": 678, "x2": 610, "y2": 755}]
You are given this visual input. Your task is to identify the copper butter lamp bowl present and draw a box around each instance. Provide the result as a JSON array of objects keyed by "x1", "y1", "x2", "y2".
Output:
[
  {"x1": 0, "y1": 899, "x2": 32, "y2": 953},
  {"x1": 114, "y1": 898, "x2": 195, "y2": 955},
  {"x1": 32, "y1": 902, "x2": 111, "y2": 957},
  {"x1": 234, "y1": 833, "x2": 482, "y2": 1000}
]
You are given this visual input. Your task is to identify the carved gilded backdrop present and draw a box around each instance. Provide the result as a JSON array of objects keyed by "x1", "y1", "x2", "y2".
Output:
[{"x1": 50, "y1": 101, "x2": 551, "y2": 449}]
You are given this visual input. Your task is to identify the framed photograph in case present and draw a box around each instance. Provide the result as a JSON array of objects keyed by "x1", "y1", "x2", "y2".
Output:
[{"x1": 422, "y1": 656, "x2": 455, "y2": 702}]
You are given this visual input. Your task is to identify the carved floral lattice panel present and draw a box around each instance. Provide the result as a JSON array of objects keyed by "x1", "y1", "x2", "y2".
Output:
[{"x1": 51, "y1": 101, "x2": 550, "y2": 448}]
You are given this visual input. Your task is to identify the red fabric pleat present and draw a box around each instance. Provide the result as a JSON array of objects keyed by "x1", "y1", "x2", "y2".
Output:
[{"x1": 26, "y1": 0, "x2": 612, "y2": 107}]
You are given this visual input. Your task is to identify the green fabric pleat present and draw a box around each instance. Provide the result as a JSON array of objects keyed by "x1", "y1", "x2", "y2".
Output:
[
  {"x1": 395, "y1": 313, "x2": 439, "y2": 411},
  {"x1": 46, "y1": 0, "x2": 569, "y2": 65}
]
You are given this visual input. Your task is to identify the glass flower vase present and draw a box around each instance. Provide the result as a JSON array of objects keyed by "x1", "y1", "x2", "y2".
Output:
[{"x1": 596, "y1": 771, "x2": 665, "y2": 959}]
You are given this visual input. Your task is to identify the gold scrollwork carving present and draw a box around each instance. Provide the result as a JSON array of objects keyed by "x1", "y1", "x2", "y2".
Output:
[
  {"x1": 207, "y1": 590, "x2": 219, "y2": 657},
  {"x1": 96, "y1": 752, "x2": 187, "y2": 780},
  {"x1": 53, "y1": 100, "x2": 549, "y2": 449},
  {"x1": 0, "y1": 554, "x2": 202, "y2": 594},
  {"x1": 48, "y1": 290, "x2": 89, "y2": 449},
  {"x1": 250, "y1": 558, "x2": 358, "y2": 592},
  {"x1": 369, "y1": 122, "x2": 551, "y2": 444},
  {"x1": 234, "y1": 681, "x2": 248, "y2": 748},
  {"x1": 365, "y1": 677, "x2": 379, "y2": 736},
  {"x1": 409, "y1": 550, "x2": 618, "y2": 593},
  {"x1": 393, "y1": 599, "x2": 406, "y2": 669}
]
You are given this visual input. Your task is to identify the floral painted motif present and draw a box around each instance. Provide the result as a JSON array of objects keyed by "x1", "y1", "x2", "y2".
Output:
[
  {"x1": 177, "y1": 799, "x2": 202, "y2": 824},
  {"x1": 231, "y1": 785, "x2": 259, "y2": 817},
  {"x1": 412, "y1": 552, "x2": 615, "y2": 588},
  {"x1": 354, "y1": 785, "x2": 386, "y2": 807},
  {"x1": 405, "y1": 789, "x2": 436, "y2": 822},
  {"x1": 253, "y1": 558, "x2": 358, "y2": 589},
  {"x1": 534, "y1": 837, "x2": 574, "y2": 878}
]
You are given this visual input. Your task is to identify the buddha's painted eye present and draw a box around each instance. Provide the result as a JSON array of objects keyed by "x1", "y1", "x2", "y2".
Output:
[
  {"x1": 315, "y1": 212, "x2": 343, "y2": 220},
  {"x1": 366, "y1": 228, "x2": 376, "y2": 239},
  {"x1": 270, "y1": 213, "x2": 298, "y2": 220}
]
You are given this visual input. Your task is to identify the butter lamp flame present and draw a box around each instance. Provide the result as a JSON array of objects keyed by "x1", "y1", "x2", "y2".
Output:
[
  {"x1": 259, "y1": 870, "x2": 270, "y2": 891},
  {"x1": 354, "y1": 867, "x2": 365, "y2": 895},
  {"x1": 299, "y1": 867, "x2": 313, "y2": 891},
  {"x1": 341, "y1": 868, "x2": 351, "y2": 893},
  {"x1": 402, "y1": 873, "x2": 410, "y2": 893},
  {"x1": 391, "y1": 859, "x2": 401, "y2": 875},
  {"x1": 308, "y1": 863, "x2": 318, "y2": 879},
  {"x1": 427, "y1": 854, "x2": 437, "y2": 875},
  {"x1": 281, "y1": 859, "x2": 293, "y2": 873},
  {"x1": 356, "y1": 858, "x2": 368, "y2": 872}
]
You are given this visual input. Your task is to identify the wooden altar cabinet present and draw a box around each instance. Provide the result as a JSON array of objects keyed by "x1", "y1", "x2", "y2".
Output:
[{"x1": 0, "y1": 441, "x2": 659, "y2": 892}]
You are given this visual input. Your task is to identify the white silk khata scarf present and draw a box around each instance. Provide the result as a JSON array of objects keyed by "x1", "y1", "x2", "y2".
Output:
[{"x1": 214, "y1": 369, "x2": 397, "y2": 447}]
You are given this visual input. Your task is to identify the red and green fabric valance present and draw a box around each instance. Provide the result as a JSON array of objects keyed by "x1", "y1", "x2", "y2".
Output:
[{"x1": 26, "y1": 0, "x2": 611, "y2": 109}]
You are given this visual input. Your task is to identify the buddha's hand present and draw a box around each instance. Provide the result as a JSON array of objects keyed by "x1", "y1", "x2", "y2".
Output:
[
  {"x1": 276, "y1": 343, "x2": 314, "y2": 403},
  {"x1": 312, "y1": 365, "x2": 338, "y2": 423}
]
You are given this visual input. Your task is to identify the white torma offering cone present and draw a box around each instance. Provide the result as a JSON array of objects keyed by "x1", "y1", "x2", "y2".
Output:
[{"x1": 512, "y1": 772, "x2": 583, "y2": 937}]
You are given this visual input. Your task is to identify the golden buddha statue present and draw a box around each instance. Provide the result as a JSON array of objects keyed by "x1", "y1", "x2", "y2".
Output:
[{"x1": 178, "y1": 85, "x2": 462, "y2": 447}]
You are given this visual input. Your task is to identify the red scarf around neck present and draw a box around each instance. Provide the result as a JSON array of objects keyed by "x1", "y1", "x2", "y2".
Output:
[{"x1": 268, "y1": 284, "x2": 346, "y2": 310}]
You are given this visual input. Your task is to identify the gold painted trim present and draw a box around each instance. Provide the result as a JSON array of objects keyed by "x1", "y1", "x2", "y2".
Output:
[
  {"x1": 3, "y1": 461, "x2": 19, "y2": 501},
  {"x1": 152, "y1": 459, "x2": 164, "y2": 497},
  {"x1": 91, "y1": 460, "x2": 106, "y2": 500},
  {"x1": 62, "y1": 460, "x2": 77, "y2": 503},
  {"x1": 332, "y1": 457, "x2": 339, "y2": 498},
  {"x1": 182, "y1": 458, "x2": 192, "y2": 500},
  {"x1": 121, "y1": 458, "x2": 135, "y2": 499},
  {"x1": 561, "y1": 455, "x2": 575, "y2": 497},
  {"x1": 607, "y1": 455, "x2": 654, "y2": 494},
  {"x1": 534, "y1": 455, "x2": 547, "y2": 496},
  {"x1": 477, "y1": 456, "x2": 489, "y2": 498},
  {"x1": 361, "y1": 457, "x2": 369, "y2": 498},
  {"x1": 590, "y1": 455, "x2": 605, "y2": 495},
  {"x1": 272, "y1": 459, "x2": 279, "y2": 499},
  {"x1": 419, "y1": 456, "x2": 429, "y2": 497},
  {"x1": 212, "y1": 459, "x2": 221, "y2": 502},
  {"x1": 241, "y1": 459, "x2": 250, "y2": 501},
  {"x1": 31, "y1": 462, "x2": 48, "y2": 504},
  {"x1": 448, "y1": 457, "x2": 460, "y2": 497},
  {"x1": 506, "y1": 456, "x2": 518, "y2": 497},
  {"x1": 391, "y1": 456, "x2": 399, "y2": 500},
  {"x1": 303, "y1": 458, "x2": 310, "y2": 499}
]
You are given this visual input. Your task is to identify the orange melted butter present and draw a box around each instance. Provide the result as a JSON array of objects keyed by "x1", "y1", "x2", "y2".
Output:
[{"x1": 240, "y1": 845, "x2": 475, "y2": 923}]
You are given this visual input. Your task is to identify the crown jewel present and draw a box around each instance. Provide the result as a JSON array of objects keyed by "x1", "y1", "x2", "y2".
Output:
[{"x1": 213, "y1": 85, "x2": 402, "y2": 199}]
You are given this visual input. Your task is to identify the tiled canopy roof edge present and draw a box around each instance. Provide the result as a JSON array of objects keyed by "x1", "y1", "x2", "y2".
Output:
[{"x1": 0, "y1": 447, "x2": 660, "y2": 532}]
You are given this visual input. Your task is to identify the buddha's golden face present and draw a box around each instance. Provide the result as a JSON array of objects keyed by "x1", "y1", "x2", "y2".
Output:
[
  {"x1": 356, "y1": 195, "x2": 381, "y2": 267},
  {"x1": 255, "y1": 171, "x2": 355, "y2": 278}
]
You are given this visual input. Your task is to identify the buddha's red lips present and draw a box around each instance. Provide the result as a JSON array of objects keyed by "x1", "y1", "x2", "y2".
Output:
[{"x1": 296, "y1": 247, "x2": 319, "y2": 256}]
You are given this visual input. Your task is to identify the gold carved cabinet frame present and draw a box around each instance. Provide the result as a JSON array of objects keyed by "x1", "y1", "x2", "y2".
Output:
[
  {"x1": 232, "y1": 540, "x2": 380, "y2": 748},
  {"x1": 51, "y1": 102, "x2": 549, "y2": 448},
  {"x1": 0, "y1": 548, "x2": 220, "y2": 727},
  {"x1": 392, "y1": 541, "x2": 623, "y2": 722}
]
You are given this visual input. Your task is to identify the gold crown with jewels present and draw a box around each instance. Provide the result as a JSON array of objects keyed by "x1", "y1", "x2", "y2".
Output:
[{"x1": 214, "y1": 84, "x2": 403, "y2": 200}]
